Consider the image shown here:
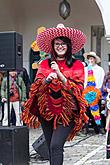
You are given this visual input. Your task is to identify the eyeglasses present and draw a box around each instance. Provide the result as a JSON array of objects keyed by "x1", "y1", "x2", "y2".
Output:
[{"x1": 54, "y1": 42, "x2": 67, "y2": 47}]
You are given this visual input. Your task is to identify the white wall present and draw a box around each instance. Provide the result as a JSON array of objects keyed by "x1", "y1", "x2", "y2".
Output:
[
  {"x1": 101, "y1": 37, "x2": 110, "y2": 71},
  {"x1": 0, "y1": 0, "x2": 109, "y2": 73}
]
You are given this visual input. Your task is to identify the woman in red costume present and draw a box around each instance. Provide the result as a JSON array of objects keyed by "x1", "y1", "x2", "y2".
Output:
[{"x1": 22, "y1": 24, "x2": 88, "y2": 165}]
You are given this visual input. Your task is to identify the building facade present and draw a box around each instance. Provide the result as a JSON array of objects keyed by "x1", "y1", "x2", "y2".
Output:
[{"x1": 0, "y1": 0, "x2": 110, "y2": 80}]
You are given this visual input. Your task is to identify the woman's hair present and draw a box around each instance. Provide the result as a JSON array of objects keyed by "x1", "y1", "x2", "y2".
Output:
[{"x1": 48, "y1": 36, "x2": 75, "y2": 68}]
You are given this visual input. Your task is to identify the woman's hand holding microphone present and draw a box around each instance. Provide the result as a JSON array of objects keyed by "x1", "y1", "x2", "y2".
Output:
[
  {"x1": 45, "y1": 61, "x2": 67, "y2": 84},
  {"x1": 51, "y1": 61, "x2": 60, "y2": 74}
]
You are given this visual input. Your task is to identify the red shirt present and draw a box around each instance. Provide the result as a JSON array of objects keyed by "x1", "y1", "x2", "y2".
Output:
[{"x1": 36, "y1": 59, "x2": 84, "y2": 91}]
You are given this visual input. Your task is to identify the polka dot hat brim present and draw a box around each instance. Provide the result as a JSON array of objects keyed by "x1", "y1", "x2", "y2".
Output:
[{"x1": 36, "y1": 24, "x2": 86, "y2": 54}]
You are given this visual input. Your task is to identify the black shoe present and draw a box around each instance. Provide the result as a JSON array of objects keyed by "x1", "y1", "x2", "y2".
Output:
[
  {"x1": 94, "y1": 127, "x2": 100, "y2": 134},
  {"x1": 99, "y1": 128, "x2": 106, "y2": 134}
]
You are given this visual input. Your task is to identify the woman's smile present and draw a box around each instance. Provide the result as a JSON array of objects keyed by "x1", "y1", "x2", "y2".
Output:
[{"x1": 54, "y1": 39, "x2": 67, "y2": 58}]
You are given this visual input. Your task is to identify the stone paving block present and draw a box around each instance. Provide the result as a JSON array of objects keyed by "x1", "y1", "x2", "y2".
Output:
[
  {"x1": 84, "y1": 159, "x2": 110, "y2": 165},
  {"x1": 29, "y1": 128, "x2": 108, "y2": 165}
]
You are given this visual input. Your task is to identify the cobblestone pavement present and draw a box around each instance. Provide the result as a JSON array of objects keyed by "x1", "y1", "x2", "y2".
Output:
[{"x1": 29, "y1": 128, "x2": 110, "y2": 165}]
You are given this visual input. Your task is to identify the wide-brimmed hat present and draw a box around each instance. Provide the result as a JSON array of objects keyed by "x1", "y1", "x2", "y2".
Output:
[
  {"x1": 83, "y1": 51, "x2": 100, "y2": 63},
  {"x1": 36, "y1": 24, "x2": 86, "y2": 54}
]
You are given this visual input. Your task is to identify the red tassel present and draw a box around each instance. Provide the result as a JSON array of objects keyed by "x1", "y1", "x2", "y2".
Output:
[{"x1": 54, "y1": 116, "x2": 57, "y2": 129}]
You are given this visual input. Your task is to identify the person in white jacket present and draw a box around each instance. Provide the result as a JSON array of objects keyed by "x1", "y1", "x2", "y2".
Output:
[
  {"x1": 83, "y1": 51, "x2": 105, "y2": 134},
  {"x1": 84, "y1": 51, "x2": 105, "y2": 89}
]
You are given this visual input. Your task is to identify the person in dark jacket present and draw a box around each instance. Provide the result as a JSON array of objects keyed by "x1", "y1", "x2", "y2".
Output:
[{"x1": 1, "y1": 71, "x2": 26, "y2": 126}]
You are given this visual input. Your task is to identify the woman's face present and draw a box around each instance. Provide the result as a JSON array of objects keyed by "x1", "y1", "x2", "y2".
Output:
[{"x1": 54, "y1": 38, "x2": 67, "y2": 59}]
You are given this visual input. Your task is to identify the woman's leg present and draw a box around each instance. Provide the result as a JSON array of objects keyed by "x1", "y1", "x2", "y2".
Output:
[
  {"x1": 40, "y1": 117, "x2": 73, "y2": 165},
  {"x1": 40, "y1": 118, "x2": 53, "y2": 163},
  {"x1": 50, "y1": 122, "x2": 73, "y2": 165}
]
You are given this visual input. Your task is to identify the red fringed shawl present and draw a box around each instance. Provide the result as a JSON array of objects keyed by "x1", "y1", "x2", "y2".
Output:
[{"x1": 22, "y1": 59, "x2": 88, "y2": 141}]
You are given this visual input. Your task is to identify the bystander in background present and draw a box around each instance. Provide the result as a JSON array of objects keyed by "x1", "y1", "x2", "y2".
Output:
[
  {"x1": 83, "y1": 51, "x2": 105, "y2": 134},
  {"x1": 18, "y1": 67, "x2": 31, "y2": 99},
  {"x1": 1, "y1": 71, "x2": 26, "y2": 126}
]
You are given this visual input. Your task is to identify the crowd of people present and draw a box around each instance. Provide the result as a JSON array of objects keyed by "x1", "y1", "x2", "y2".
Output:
[{"x1": 0, "y1": 24, "x2": 110, "y2": 163}]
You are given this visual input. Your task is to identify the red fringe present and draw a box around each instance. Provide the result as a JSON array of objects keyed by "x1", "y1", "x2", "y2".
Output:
[{"x1": 21, "y1": 78, "x2": 88, "y2": 141}]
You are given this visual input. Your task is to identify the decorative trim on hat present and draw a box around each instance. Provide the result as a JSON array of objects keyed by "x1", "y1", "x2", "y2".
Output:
[{"x1": 36, "y1": 24, "x2": 86, "y2": 54}]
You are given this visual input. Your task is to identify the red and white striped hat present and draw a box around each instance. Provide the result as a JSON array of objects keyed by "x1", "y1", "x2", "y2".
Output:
[{"x1": 36, "y1": 24, "x2": 86, "y2": 54}]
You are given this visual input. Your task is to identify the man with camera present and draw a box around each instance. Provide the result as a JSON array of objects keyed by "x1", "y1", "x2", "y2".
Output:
[{"x1": 1, "y1": 71, "x2": 26, "y2": 126}]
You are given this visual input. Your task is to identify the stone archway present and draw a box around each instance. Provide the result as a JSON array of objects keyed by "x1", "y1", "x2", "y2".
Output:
[
  {"x1": 91, "y1": 25, "x2": 104, "y2": 59},
  {"x1": 95, "y1": 0, "x2": 110, "y2": 42}
]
